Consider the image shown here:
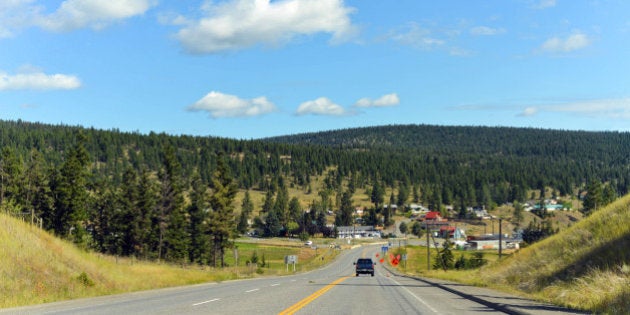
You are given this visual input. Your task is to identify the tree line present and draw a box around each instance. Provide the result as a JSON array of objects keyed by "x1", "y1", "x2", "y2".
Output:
[{"x1": 1, "y1": 120, "x2": 628, "y2": 263}]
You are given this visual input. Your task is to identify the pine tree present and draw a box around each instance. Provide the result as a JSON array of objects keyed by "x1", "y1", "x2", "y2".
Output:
[
  {"x1": 137, "y1": 167, "x2": 158, "y2": 259},
  {"x1": 120, "y1": 167, "x2": 141, "y2": 256},
  {"x1": 52, "y1": 133, "x2": 90, "y2": 245},
  {"x1": 237, "y1": 191, "x2": 254, "y2": 235},
  {"x1": 188, "y1": 172, "x2": 208, "y2": 264},
  {"x1": 370, "y1": 179, "x2": 384, "y2": 209},
  {"x1": 433, "y1": 239, "x2": 454, "y2": 271},
  {"x1": 157, "y1": 145, "x2": 188, "y2": 262},
  {"x1": 336, "y1": 190, "x2": 354, "y2": 226},
  {"x1": 24, "y1": 149, "x2": 54, "y2": 228},
  {"x1": 207, "y1": 155, "x2": 238, "y2": 267},
  {"x1": 264, "y1": 209, "x2": 281, "y2": 238},
  {"x1": 0, "y1": 147, "x2": 23, "y2": 208},
  {"x1": 288, "y1": 196, "x2": 302, "y2": 223},
  {"x1": 582, "y1": 180, "x2": 603, "y2": 216}
]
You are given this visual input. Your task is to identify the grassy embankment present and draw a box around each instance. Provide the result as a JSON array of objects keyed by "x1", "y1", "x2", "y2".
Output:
[
  {"x1": 0, "y1": 213, "x2": 339, "y2": 308},
  {"x1": 392, "y1": 194, "x2": 630, "y2": 314}
]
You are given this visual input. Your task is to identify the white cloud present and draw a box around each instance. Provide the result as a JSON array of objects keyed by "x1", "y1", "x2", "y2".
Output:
[
  {"x1": 389, "y1": 22, "x2": 444, "y2": 50},
  {"x1": 296, "y1": 97, "x2": 346, "y2": 116},
  {"x1": 521, "y1": 99, "x2": 630, "y2": 119},
  {"x1": 354, "y1": 93, "x2": 400, "y2": 108},
  {"x1": 175, "y1": 0, "x2": 357, "y2": 54},
  {"x1": 531, "y1": 0, "x2": 557, "y2": 9},
  {"x1": 518, "y1": 107, "x2": 539, "y2": 117},
  {"x1": 0, "y1": 0, "x2": 37, "y2": 38},
  {"x1": 0, "y1": 71, "x2": 81, "y2": 90},
  {"x1": 470, "y1": 26, "x2": 506, "y2": 36},
  {"x1": 36, "y1": 0, "x2": 154, "y2": 32},
  {"x1": 540, "y1": 32, "x2": 590, "y2": 53},
  {"x1": 187, "y1": 91, "x2": 277, "y2": 118}
]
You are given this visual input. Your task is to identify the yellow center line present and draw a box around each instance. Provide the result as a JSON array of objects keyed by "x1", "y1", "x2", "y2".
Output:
[{"x1": 278, "y1": 276, "x2": 349, "y2": 315}]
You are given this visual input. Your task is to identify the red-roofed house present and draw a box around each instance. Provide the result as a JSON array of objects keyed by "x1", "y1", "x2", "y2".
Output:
[{"x1": 424, "y1": 211, "x2": 445, "y2": 222}]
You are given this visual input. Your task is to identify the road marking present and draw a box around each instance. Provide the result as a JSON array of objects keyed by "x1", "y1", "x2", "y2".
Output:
[
  {"x1": 192, "y1": 298, "x2": 220, "y2": 306},
  {"x1": 389, "y1": 277, "x2": 439, "y2": 314},
  {"x1": 245, "y1": 288, "x2": 260, "y2": 293},
  {"x1": 271, "y1": 283, "x2": 280, "y2": 287},
  {"x1": 278, "y1": 276, "x2": 349, "y2": 315}
]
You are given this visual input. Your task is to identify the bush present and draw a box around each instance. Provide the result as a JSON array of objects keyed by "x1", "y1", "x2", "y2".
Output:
[
  {"x1": 455, "y1": 252, "x2": 487, "y2": 270},
  {"x1": 77, "y1": 272, "x2": 94, "y2": 287}
]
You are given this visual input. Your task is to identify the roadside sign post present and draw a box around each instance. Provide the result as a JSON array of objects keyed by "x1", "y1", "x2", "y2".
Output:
[
  {"x1": 285, "y1": 255, "x2": 297, "y2": 272},
  {"x1": 402, "y1": 254, "x2": 407, "y2": 271}
]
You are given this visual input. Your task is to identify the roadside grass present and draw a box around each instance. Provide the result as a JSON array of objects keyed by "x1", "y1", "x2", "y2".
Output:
[
  {"x1": 230, "y1": 238, "x2": 343, "y2": 275},
  {"x1": 481, "y1": 194, "x2": 630, "y2": 313},
  {"x1": 390, "y1": 194, "x2": 630, "y2": 314},
  {"x1": 0, "y1": 213, "x2": 341, "y2": 308}
]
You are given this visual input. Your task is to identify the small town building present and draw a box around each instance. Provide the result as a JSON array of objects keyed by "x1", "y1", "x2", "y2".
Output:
[
  {"x1": 466, "y1": 234, "x2": 521, "y2": 250},
  {"x1": 336, "y1": 226, "x2": 381, "y2": 239}
]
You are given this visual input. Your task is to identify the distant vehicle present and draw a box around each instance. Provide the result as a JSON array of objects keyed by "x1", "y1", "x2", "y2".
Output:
[
  {"x1": 354, "y1": 258, "x2": 375, "y2": 277},
  {"x1": 305, "y1": 240, "x2": 313, "y2": 246}
]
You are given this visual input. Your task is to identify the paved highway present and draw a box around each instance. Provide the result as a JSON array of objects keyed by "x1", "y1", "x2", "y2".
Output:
[{"x1": 1, "y1": 244, "x2": 584, "y2": 314}]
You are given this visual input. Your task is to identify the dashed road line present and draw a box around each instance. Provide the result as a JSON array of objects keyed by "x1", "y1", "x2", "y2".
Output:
[{"x1": 192, "y1": 298, "x2": 220, "y2": 306}]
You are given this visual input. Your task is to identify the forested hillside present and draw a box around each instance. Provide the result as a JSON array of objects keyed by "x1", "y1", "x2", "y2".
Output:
[
  {"x1": 1, "y1": 120, "x2": 628, "y2": 265},
  {"x1": 267, "y1": 124, "x2": 630, "y2": 196}
]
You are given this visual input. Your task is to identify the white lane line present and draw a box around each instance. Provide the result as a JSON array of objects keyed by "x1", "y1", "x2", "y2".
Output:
[
  {"x1": 271, "y1": 283, "x2": 280, "y2": 287},
  {"x1": 192, "y1": 298, "x2": 220, "y2": 306},
  {"x1": 245, "y1": 288, "x2": 260, "y2": 293},
  {"x1": 389, "y1": 277, "x2": 439, "y2": 314}
]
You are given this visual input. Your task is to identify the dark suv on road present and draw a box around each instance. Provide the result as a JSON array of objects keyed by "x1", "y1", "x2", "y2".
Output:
[{"x1": 354, "y1": 258, "x2": 375, "y2": 277}]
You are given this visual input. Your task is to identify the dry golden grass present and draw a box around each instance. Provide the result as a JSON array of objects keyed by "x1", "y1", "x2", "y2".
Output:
[
  {"x1": 396, "y1": 194, "x2": 630, "y2": 314},
  {"x1": 0, "y1": 213, "x2": 228, "y2": 307},
  {"x1": 0, "y1": 213, "x2": 338, "y2": 308}
]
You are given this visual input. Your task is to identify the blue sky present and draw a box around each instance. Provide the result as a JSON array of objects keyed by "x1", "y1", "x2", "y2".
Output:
[{"x1": 1, "y1": 0, "x2": 629, "y2": 139}]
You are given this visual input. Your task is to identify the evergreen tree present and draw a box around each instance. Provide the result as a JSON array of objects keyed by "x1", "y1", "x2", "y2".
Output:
[
  {"x1": 137, "y1": 167, "x2": 158, "y2": 259},
  {"x1": 0, "y1": 147, "x2": 23, "y2": 208},
  {"x1": 261, "y1": 190, "x2": 274, "y2": 213},
  {"x1": 370, "y1": 179, "x2": 384, "y2": 209},
  {"x1": 157, "y1": 145, "x2": 188, "y2": 262},
  {"x1": 603, "y1": 184, "x2": 617, "y2": 205},
  {"x1": 120, "y1": 167, "x2": 142, "y2": 256},
  {"x1": 364, "y1": 207, "x2": 378, "y2": 226},
  {"x1": 274, "y1": 183, "x2": 289, "y2": 227},
  {"x1": 237, "y1": 191, "x2": 254, "y2": 235},
  {"x1": 433, "y1": 239, "x2": 454, "y2": 271},
  {"x1": 336, "y1": 190, "x2": 354, "y2": 226},
  {"x1": 264, "y1": 209, "x2": 282, "y2": 237},
  {"x1": 316, "y1": 208, "x2": 328, "y2": 236},
  {"x1": 52, "y1": 133, "x2": 90, "y2": 245},
  {"x1": 396, "y1": 184, "x2": 409, "y2": 208},
  {"x1": 288, "y1": 196, "x2": 302, "y2": 223},
  {"x1": 89, "y1": 182, "x2": 119, "y2": 254},
  {"x1": 399, "y1": 221, "x2": 408, "y2": 236},
  {"x1": 412, "y1": 185, "x2": 420, "y2": 203},
  {"x1": 582, "y1": 180, "x2": 603, "y2": 216},
  {"x1": 24, "y1": 149, "x2": 54, "y2": 228},
  {"x1": 207, "y1": 155, "x2": 238, "y2": 267},
  {"x1": 411, "y1": 221, "x2": 423, "y2": 237},
  {"x1": 188, "y1": 172, "x2": 208, "y2": 264}
]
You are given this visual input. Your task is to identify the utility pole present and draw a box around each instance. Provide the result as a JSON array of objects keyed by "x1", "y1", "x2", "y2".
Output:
[
  {"x1": 426, "y1": 222, "x2": 431, "y2": 271},
  {"x1": 498, "y1": 218, "x2": 503, "y2": 259}
]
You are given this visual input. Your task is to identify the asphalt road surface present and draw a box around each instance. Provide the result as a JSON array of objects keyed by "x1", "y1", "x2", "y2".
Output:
[{"x1": 1, "y1": 244, "x2": 585, "y2": 315}]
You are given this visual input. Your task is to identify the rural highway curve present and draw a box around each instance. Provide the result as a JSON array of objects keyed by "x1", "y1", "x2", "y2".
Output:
[{"x1": 1, "y1": 244, "x2": 584, "y2": 315}]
